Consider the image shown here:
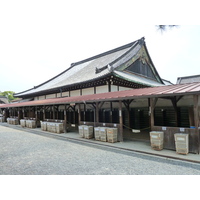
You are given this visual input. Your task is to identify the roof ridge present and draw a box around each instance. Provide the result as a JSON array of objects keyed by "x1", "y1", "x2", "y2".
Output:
[
  {"x1": 177, "y1": 74, "x2": 200, "y2": 79},
  {"x1": 71, "y1": 38, "x2": 143, "y2": 67},
  {"x1": 109, "y1": 39, "x2": 142, "y2": 67},
  {"x1": 95, "y1": 37, "x2": 145, "y2": 74}
]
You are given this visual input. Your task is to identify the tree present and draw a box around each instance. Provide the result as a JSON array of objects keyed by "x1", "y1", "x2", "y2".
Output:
[{"x1": 0, "y1": 91, "x2": 16, "y2": 103}]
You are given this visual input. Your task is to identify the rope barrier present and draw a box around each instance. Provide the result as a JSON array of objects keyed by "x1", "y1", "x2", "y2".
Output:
[{"x1": 123, "y1": 124, "x2": 150, "y2": 131}]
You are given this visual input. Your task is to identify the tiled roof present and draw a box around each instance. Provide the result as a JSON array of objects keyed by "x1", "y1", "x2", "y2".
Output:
[
  {"x1": 1, "y1": 82, "x2": 200, "y2": 108},
  {"x1": 177, "y1": 75, "x2": 200, "y2": 84},
  {"x1": 113, "y1": 71, "x2": 163, "y2": 87},
  {"x1": 0, "y1": 96, "x2": 9, "y2": 104},
  {"x1": 15, "y1": 37, "x2": 164, "y2": 97}
]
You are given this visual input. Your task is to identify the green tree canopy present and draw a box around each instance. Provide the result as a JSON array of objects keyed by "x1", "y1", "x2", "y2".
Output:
[{"x1": 0, "y1": 91, "x2": 16, "y2": 103}]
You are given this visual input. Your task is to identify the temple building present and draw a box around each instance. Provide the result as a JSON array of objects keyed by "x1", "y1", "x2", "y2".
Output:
[
  {"x1": 1, "y1": 37, "x2": 200, "y2": 154},
  {"x1": 14, "y1": 37, "x2": 164, "y2": 100},
  {"x1": 0, "y1": 96, "x2": 9, "y2": 104}
]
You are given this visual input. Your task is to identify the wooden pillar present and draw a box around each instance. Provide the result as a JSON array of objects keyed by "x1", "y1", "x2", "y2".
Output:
[
  {"x1": 78, "y1": 104, "x2": 81, "y2": 125},
  {"x1": 64, "y1": 105, "x2": 67, "y2": 133},
  {"x1": 96, "y1": 102, "x2": 99, "y2": 125},
  {"x1": 123, "y1": 100, "x2": 133, "y2": 130},
  {"x1": 3, "y1": 109, "x2": 6, "y2": 122},
  {"x1": 17, "y1": 108, "x2": 20, "y2": 124},
  {"x1": 118, "y1": 100, "x2": 123, "y2": 142},
  {"x1": 110, "y1": 102, "x2": 112, "y2": 123},
  {"x1": 83, "y1": 103, "x2": 86, "y2": 121},
  {"x1": 171, "y1": 97, "x2": 178, "y2": 127},
  {"x1": 150, "y1": 98, "x2": 158, "y2": 130},
  {"x1": 57, "y1": 106, "x2": 59, "y2": 119},
  {"x1": 53, "y1": 105, "x2": 55, "y2": 120},
  {"x1": 35, "y1": 106, "x2": 38, "y2": 126},
  {"x1": 193, "y1": 95, "x2": 199, "y2": 153},
  {"x1": 148, "y1": 98, "x2": 151, "y2": 127},
  {"x1": 73, "y1": 105, "x2": 76, "y2": 124},
  {"x1": 22, "y1": 108, "x2": 25, "y2": 119},
  {"x1": 194, "y1": 95, "x2": 199, "y2": 128},
  {"x1": 28, "y1": 106, "x2": 31, "y2": 119},
  {"x1": 43, "y1": 106, "x2": 46, "y2": 121}
]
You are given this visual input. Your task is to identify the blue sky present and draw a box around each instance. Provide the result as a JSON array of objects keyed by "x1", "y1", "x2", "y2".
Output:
[{"x1": 0, "y1": 0, "x2": 200, "y2": 93}]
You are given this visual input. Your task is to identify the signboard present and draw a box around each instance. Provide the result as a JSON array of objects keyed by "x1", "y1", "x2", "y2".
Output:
[{"x1": 180, "y1": 128, "x2": 185, "y2": 132}]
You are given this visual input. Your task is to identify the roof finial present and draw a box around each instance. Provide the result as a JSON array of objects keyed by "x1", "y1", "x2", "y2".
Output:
[
  {"x1": 139, "y1": 37, "x2": 145, "y2": 45},
  {"x1": 108, "y1": 64, "x2": 113, "y2": 72}
]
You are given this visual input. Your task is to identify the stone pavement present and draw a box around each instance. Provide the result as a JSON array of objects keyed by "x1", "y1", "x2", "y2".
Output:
[
  {"x1": 1, "y1": 124, "x2": 200, "y2": 175},
  {"x1": 1, "y1": 123, "x2": 200, "y2": 164}
]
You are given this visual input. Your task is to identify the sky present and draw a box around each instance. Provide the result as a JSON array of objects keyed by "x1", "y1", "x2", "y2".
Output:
[{"x1": 0, "y1": 0, "x2": 200, "y2": 93}]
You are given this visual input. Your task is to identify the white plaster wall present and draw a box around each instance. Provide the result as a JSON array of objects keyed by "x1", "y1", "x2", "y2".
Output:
[
  {"x1": 119, "y1": 86, "x2": 131, "y2": 91},
  {"x1": 70, "y1": 89, "x2": 81, "y2": 97},
  {"x1": 62, "y1": 91, "x2": 69, "y2": 97},
  {"x1": 82, "y1": 88, "x2": 94, "y2": 95},
  {"x1": 39, "y1": 95, "x2": 45, "y2": 100},
  {"x1": 111, "y1": 85, "x2": 118, "y2": 92},
  {"x1": 46, "y1": 94, "x2": 56, "y2": 99},
  {"x1": 96, "y1": 85, "x2": 108, "y2": 94}
]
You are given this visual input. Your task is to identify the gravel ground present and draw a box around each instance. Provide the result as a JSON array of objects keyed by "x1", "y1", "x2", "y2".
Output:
[{"x1": 0, "y1": 125, "x2": 200, "y2": 175}]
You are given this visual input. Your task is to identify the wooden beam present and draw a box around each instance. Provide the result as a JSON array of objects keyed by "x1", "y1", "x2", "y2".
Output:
[
  {"x1": 122, "y1": 99, "x2": 133, "y2": 109},
  {"x1": 176, "y1": 96, "x2": 183, "y2": 103},
  {"x1": 123, "y1": 100, "x2": 133, "y2": 129},
  {"x1": 99, "y1": 101, "x2": 105, "y2": 109},
  {"x1": 150, "y1": 98, "x2": 158, "y2": 129}
]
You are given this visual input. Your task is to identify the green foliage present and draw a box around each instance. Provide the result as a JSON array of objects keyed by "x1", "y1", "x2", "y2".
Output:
[{"x1": 0, "y1": 91, "x2": 16, "y2": 102}]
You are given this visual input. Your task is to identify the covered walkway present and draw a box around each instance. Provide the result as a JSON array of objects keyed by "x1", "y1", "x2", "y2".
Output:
[{"x1": 1, "y1": 82, "x2": 200, "y2": 153}]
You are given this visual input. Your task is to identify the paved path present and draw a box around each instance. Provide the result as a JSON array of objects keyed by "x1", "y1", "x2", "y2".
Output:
[{"x1": 0, "y1": 125, "x2": 200, "y2": 175}]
